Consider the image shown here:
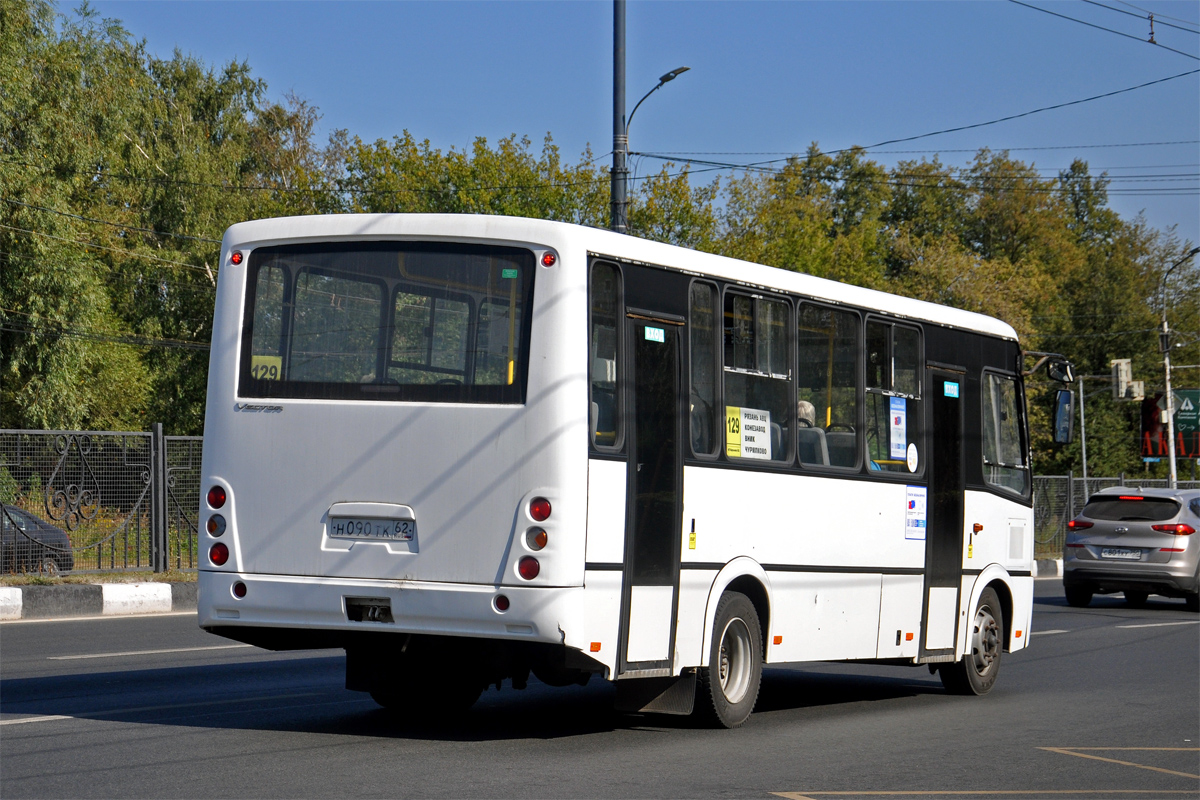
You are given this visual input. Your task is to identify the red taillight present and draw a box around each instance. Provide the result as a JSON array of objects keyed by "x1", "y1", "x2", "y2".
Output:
[
  {"x1": 230, "y1": 251, "x2": 243, "y2": 265},
  {"x1": 1160, "y1": 548, "x2": 1186, "y2": 553},
  {"x1": 541, "y1": 252, "x2": 557, "y2": 267},
  {"x1": 209, "y1": 542, "x2": 229, "y2": 566},
  {"x1": 494, "y1": 594, "x2": 510, "y2": 612},
  {"x1": 232, "y1": 581, "x2": 247, "y2": 598},
  {"x1": 530, "y1": 498, "x2": 551, "y2": 522},
  {"x1": 1118, "y1": 496, "x2": 1143, "y2": 501},
  {"x1": 1152, "y1": 523, "x2": 1196, "y2": 534},
  {"x1": 207, "y1": 486, "x2": 226, "y2": 509},
  {"x1": 518, "y1": 556, "x2": 540, "y2": 580},
  {"x1": 1066, "y1": 542, "x2": 1087, "y2": 548},
  {"x1": 1067, "y1": 519, "x2": 1093, "y2": 530}
]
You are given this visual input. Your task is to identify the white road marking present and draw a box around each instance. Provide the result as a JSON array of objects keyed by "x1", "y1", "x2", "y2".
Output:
[
  {"x1": 0, "y1": 611, "x2": 197, "y2": 625},
  {"x1": 1115, "y1": 620, "x2": 1200, "y2": 630},
  {"x1": 1030, "y1": 629, "x2": 1069, "y2": 636},
  {"x1": 0, "y1": 692, "x2": 321, "y2": 726},
  {"x1": 47, "y1": 643, "x2": 253, "y2": 660}
]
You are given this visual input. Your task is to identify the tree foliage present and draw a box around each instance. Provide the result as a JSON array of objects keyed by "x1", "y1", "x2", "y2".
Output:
[{"x1": 2, "y1": 0, "x2": 1196, "y2": 480}]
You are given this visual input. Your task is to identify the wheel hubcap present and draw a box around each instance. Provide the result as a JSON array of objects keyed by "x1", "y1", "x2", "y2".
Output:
[
  {"x1": 971, "y1": 605, "x2": 1000, "y2": 674},
  {"x1": 717, "y1": 617, "x2": 752, "y2": 703}
]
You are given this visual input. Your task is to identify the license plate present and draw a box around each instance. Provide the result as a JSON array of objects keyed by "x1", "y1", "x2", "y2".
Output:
[
  {"x1": 328, "y1": 517, "x2": 415, "y2": 541},
  {"x1": 1100, "y1": 547, "x2": 1141, "y2": 560}
]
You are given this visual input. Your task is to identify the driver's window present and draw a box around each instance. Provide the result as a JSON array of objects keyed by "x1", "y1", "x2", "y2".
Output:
[{"x1": 797, "y1": 303, "x2": 860, "y2": 468}]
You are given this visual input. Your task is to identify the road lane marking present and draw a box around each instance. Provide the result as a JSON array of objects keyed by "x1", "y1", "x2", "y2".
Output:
[
  {"x1": 0, "y1": 692, "x2": 321, "y2": 726},
  {"x1": 1039, "y1": 747, "x2": 1200, "y2": 779},
  {"x1": 774, "y1": 792, "x2": 1200, "y2": 797},
  {"x1": 0, "y1": 611, "x2": 197, "y2": 625},
  {"x1": 47, "y1": 644, "x2": 254, "y2": 660},
  {"x1": 1115, "y1": 621, "x2": 1200, "y2": 630},
  {"x1": 1030, "y1": 629, "x2": 1069, "y2": 636},
  {"x1": 0, "y1": 715, "x2": 72, "y2": 726}
]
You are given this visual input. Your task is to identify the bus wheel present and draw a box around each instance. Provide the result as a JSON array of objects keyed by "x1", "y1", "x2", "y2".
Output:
[
  {"x1": 697, "y1": 592, "x2": 762, "y2": 728},
  {"x1": 940, "y1": 587, "x2": 1003, "y2": 696}
]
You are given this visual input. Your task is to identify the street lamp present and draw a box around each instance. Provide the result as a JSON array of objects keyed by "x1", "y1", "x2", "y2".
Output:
[
  {"x1": 611, "y1": 2, "x2": 689, "y2": 233},
  {"x1": 1159, "y1": 245, "x2": 1200, "y2": 488}
]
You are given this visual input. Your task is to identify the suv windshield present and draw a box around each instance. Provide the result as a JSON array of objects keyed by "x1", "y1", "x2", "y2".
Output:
[
  {"x1": 1081, "y1": 496, "x2": 1181, "y2": 522},
  {"x1": 239, "y1": 242, "x2": 535, "y2": 403}
]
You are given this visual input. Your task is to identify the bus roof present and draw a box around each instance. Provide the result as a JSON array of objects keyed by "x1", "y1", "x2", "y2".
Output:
[{"x1": 222, "y1": 213, "x2": 1020, "y2": 342}]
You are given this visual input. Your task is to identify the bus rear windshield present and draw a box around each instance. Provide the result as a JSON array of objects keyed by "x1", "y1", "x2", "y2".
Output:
[{"x1": 238, "y1": 242, "x2": 535, "y2": 403}]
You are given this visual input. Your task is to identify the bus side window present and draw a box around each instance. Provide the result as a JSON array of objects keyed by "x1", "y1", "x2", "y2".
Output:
[
  {"x1": 797, "y1": 303, "x2": 860, "y2": 468},
  {"x1": 723, "y1": 292, "x2": 791, "y2": 462},
  {"x1": 982, "y1": 372, "x2": 1029, "y2": 495},
  {"x1": 590, "y1": 262, "x2": 621, "y2": 448},
  {"x1": 689, "y1": 282, "x2": 719, "y2": 456},
  {"x1": 865, "y1": 321, "x2": 922, "y2": 474}
]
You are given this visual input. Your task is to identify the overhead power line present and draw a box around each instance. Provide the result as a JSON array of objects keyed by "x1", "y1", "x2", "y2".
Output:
[
  {"x1": 1113, "y1": 0, "x2": 1200, "y2": 31},
  {"x1": 1081, "y1": 0, "x2": 1200, "y2": 35},
  {"x1": 0, "y1": 308, "x2": 210, "y2": 351},
  {"x1": 1, "y1": 197, "x2": 222, "y2": 244},
  {"x1": 1008, "y1": 0, "x2": 1200, "y2": 60}
]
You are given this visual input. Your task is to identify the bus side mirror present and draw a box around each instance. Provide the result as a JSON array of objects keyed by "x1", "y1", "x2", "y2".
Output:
[
  {"x1": 1048, "y1": 359, "x2": 1074, "y2": 384},
  {"x1": 1053, "y1": 389, "x2": 1074, "y2": 445}
]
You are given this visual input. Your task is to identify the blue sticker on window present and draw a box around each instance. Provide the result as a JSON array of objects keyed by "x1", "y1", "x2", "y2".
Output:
[
  {"x1": 644, "y1": 326, "x2": 665, "y2": 343},
  {"x1": 944, "y1": 381, "x2": 960, "y2": 398}
]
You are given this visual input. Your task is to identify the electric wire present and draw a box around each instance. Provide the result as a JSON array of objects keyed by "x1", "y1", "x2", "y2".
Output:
[
  {"x1": 1, "y1": 197, "x2": 222, "y2": 244},
  {"x1": 1113, "y1": 0, "x2": 1200, "y2": 30},
  {"x1": 0, "y1": 307, "x2": 210, "y2": 351},
  {"x1": 1008, "y1": 0, "x2": 1200, "y2": 60},
  {"x1": 0, "y1": 223, "x2": 218, "y2": 275},
  {"x1": 1080, "y1": 0, "x2": 1200, "y2": 35}
]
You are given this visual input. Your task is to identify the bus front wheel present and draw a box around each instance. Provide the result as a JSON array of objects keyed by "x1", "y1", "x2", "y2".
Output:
[
  {"x1": 697, "y1": 592, "x2": 762, "y2": 728},
  {"x1": 939, "y1": 587, "x2": 1003, "y2": 696}
]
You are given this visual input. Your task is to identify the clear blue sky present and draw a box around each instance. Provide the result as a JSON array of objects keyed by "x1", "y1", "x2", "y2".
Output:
[{"x1": 94, "y1": 0, "x2": 1199, "y2": 246}]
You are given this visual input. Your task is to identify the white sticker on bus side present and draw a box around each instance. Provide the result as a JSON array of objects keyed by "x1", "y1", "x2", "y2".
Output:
[
  {"x1": 644, "y1": 326, "x2": 665, "y2": 343},
  {"x1": 725, "y1": 406, "x2": 772, "y2": 460},
  {"x1": 905, "y1": 486, "x2": 927, "y2": 540}
]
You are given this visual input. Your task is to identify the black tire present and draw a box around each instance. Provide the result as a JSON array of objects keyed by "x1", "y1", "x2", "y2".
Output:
[
  {"x1": 1123, "y1": 590, "x2": 1149, "y2": 608},
  {"x1": 939, "y1": 587, "x2": 1003, "y2": 696},
  {"x1": 696, "y1": 592, "x2": 763, "y2": 728},
  {"x1": 1064, "y1": 585, "x2": 1093, "y2": 608}
]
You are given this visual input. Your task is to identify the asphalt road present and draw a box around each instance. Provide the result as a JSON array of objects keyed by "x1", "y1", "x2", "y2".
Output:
[{"x1": 2, "y1": 581, "x2": 1197, "y2": 799}]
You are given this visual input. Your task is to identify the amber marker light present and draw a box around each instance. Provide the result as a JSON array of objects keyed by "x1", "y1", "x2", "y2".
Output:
[{"x1": 590, "y1": 642, "x2": 602, "y2": 652}]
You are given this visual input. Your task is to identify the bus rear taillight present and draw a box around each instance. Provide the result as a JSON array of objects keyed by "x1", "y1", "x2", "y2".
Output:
[
  {"x1": 518, "y1": 557, "x2": 540, "y2": 580},
  {"x1": 209, "y1": 542, "x2": 229, "y2": 566},
  {"x1": 530, "y1": 498, "x2": 551, "y2": 522},
  {"x1": 207, "y1": 486, "x2": 227, "y2": 509},
  {"x1": 526, "y1": 528, "x2": 547, "y2": 551}
]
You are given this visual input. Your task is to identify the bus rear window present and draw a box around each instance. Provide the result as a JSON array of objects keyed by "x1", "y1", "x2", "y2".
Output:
[{"x1": 239, "y1": 242, "x2": 535, "y2": 403}]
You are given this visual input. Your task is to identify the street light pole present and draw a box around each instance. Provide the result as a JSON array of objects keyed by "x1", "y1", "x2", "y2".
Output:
[
  {"x1": 611, "y1": 0, "x2": 626, "y2": 233},
  {"x1": 1159, "y1": 246, "x2": 1200, "y2": 489}
]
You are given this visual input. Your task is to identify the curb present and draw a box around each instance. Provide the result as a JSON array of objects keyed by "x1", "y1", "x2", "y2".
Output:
[
  {"x1": 0, "y1": 582, "x2": 197, "y2": 621},
  {"x1": 1034, "y1": 558, "x2": 1064, "y2": 578}
]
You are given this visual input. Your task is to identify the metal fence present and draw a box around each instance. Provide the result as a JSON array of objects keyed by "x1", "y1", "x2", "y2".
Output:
[
  {"x1": 1033, "y1": 474, "x2": 1200, "y2": 557},
  {"x1": 0, "y1": 426, "x2": 201, "y2": 574},
  {"x1": 3, "y1": 424, "x2": 1197, "y2": 571}
]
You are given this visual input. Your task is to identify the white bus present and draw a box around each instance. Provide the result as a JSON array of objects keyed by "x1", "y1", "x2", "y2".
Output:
[{"x1": 199, "y1": 214, "x2": 1053, "y2": 727}]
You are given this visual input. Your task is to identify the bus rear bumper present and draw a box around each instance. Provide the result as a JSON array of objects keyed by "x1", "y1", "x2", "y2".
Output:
[{"x1": 198, "y1": 570, "x2": 584, "y2": 648}]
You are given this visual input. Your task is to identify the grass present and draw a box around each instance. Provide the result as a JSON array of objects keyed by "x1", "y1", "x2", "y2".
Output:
[{"x1": 0, "y1": 568, "x2": 196, "y2": 587}]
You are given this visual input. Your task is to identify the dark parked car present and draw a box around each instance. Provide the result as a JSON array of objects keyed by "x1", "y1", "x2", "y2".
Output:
[
  {"x1": 1063, "y1": 487, "x2": 1200, "y2": 611},
  {"x1": 1, "y1": 505, "x2": 75, "y2": 575}
]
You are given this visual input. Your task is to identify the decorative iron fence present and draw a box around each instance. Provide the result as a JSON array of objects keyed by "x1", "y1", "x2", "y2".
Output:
[
  {"x1": 0, "y1": 426, "x2": 201, "y2": 574},
  {"x1": 1033, "y1": 474, "x2": 1200, "y2": 557}
]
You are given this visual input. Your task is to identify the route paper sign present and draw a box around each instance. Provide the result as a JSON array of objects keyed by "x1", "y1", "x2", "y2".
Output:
[
  {"x1": 889, "y1": 396, "x2": 907, "y2": 459},
  {"x1": 726, "y1": 406, "x2": 772, "y2": 460},
  {"x1": 905, "y1": 486, "x2": 928, "y2": 540}
]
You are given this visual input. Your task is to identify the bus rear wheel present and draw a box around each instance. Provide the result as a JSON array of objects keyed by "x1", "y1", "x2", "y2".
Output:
[
  {"x1": 939, "y1": 587, "x2": 1003, "y2": 696},
  {"x1": 696, "y1": 592, "x2": 762, "y2": 728}
]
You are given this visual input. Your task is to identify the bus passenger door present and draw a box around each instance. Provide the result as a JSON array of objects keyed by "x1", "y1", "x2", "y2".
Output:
[
  {"x1": 920, "y1": 368, "x2": 965, "y2": 662},
  {"x1": 619, "y1": 312, "x2": 685, "y2": 675}
]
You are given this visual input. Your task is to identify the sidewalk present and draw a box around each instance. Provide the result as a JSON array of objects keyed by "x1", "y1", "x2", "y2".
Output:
[{"x1": 0, "y1": 581, "x2": 197, "y2": 620}]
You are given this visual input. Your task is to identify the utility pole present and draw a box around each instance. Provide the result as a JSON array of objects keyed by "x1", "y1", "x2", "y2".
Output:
[
  {"x1": 1160, "y1": 246, "x2": 1200, "y2": 489},
  {"x1": 611, "y1": 0, "x2": 627, "y2": 233}
]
